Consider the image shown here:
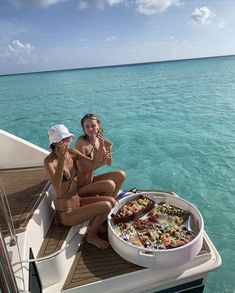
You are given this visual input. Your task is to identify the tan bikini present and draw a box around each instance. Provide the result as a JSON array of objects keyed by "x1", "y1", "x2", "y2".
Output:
[{"x1": 56, "y1": 157, "x2": 79, "y2": 222}]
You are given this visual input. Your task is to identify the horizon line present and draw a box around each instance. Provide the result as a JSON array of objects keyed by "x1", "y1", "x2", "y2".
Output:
[{"x1": 1, "y1": 54, "x2": 234, "y2": 77}]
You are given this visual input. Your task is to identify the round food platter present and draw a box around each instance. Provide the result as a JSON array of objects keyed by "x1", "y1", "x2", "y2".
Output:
[{"x1": 108, "y1": 190, "x2": 204, "y2": 269}]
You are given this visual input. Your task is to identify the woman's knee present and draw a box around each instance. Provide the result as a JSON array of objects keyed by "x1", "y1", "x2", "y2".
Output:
[
  {"x1": 102, "y1": 201, "x2": 113, "y2": 213},
  {"x1": 108, "y1": 197, "x2": 117, "y2": 208},
  {"x1": 104, "y1": 179, "x2": 116, "y2": 193},
  {"x1": 120, "y1": 170, "x2": 126, "y2": 181},
  {"x1": 116, "y1": 170, "x2": 126, "y2": 183}
]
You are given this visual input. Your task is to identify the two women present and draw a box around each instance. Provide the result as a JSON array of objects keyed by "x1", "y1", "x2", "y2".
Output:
[{"x1": 44, "y1": 119, "x2": 125, "y2": 249}]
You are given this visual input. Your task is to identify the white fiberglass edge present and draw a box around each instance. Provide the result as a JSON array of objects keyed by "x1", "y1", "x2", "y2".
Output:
[
  {"x1": 6, "y1": 191, "x2": 55, "y2": 292},
  {"x1": 42, "y1": 225, "x2": 88, "y2": 293},
  {"x1": 0, "y1": 129, "x2": 49, "y2": 169}
]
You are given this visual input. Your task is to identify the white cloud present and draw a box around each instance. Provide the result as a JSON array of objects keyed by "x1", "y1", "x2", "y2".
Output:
[
  {"x1": 8, "y1": 39, "x2": 33, "y2": 54},
  {"x1": 0, "y1": 40, "x2": 36, "y2": 65},
  {"x1": 77, "y1": 0, "x2": 123, "y2": 10},
  {"x1": 217, "y1": 20, "x2": 227, "y2": 29},
  {"x1": 10, "y1": 0, "x2": 177, "y2": 11},
  {"x1": 105, "y1": 36, "x2": 116, "y2": 42},
  {"x1": 136, "y1": 0, "x2": 179, "y2": 15},
  {"x1": 166, "y1": 36, "x2": 174, "y2": 41},
  {"x1": 191, "y1": 6, "x2": 215, "y2": 25},
  {"x1": 78, "y1": 38, "x2": 87, "y2": 42},
  {"x1": 77, "y1": 0, "x2": 89, "y2": 9},
  {"x1": 108, "y1": 0, "x2": 122, "y2": 5},
  {"x1": 9, "y1": 0, "x2": 68, "y2": 8}
]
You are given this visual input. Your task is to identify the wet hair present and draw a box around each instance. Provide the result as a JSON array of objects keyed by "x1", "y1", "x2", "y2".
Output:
[{"x1": 81, "y1": 113, "x2": 104, "y2": 137}]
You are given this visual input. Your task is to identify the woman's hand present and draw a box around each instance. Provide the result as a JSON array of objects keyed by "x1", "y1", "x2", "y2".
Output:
[
  {"x1": 90, "y1": 130, "x2": 104, "y2": 147},
  {"x1": 96, "y1": 130, "x2": 104, "y2": 140},
  {"x1": 95, "y1": 130, "x2": 104, "y2": 148},
  {"x1": 103, "y1": 149, "x2": 111, "y2": 160},
  {"x1": 57, "y1": 140, "x2": 69, "y2": 159},
  {"x1": 104, "y1": 140, "x2": 113, "y2": 151}
]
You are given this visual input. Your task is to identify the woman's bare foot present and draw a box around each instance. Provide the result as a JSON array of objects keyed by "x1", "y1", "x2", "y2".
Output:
[
  {"x1": 87, "y1": 235, "x2": 109, "y2": 250},
  {"x1": 87, "y1": 221, "x2": 108, "y2": 234}
]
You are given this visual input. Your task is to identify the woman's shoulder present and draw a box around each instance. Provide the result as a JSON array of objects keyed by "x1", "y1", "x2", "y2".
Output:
[
  {"x1": 76, "y1": 135, "x2": 91, "y2": 148},
  {"x1": 77, "y1": 135, "x2": 89, "y2": 143},
  {"x1": 69, "y1": 148, "x2": 77, "y2": 156},
  {"x1": 44, "y1": 152, "x2": 56, "y2": 164}
]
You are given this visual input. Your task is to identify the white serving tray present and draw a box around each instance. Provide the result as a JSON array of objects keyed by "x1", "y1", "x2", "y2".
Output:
[{"x1": 108, "y1": 191, "x2": 204, "y2": 269}]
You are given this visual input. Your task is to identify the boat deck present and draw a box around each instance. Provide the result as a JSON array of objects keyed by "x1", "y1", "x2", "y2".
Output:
[
  {"x1": 0, "y1": 167, "x2": 211, "y2": 291},
  {"x1": 62, "y1": 235, "x2": 210, "y2": 290},
  {"x1": 63, "y1": 235, "x2": 142, "y2": 290},
  {"x1": 37, "y1": 217, "x2": 70, "y2": 258},
  {"x1": 37, "y1": 218, "x2": 211, "y2": 290},
  {"x1": 0, "y1": 166, "x2": 50, "y2": 237}
]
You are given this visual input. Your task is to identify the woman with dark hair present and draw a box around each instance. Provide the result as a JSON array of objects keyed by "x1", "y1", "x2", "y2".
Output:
[
  {"x1": 75, "y1": 113, "x2": 126, "y2": 198},
  {"x1": 44, "y1": 124, "x2": 116, "y2": 249}
]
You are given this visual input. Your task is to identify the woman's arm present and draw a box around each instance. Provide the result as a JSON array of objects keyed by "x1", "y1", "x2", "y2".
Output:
[
  {"x1": 73, "y1": 138, "x2": 105, "y2": 172},
  {"x1": 75, "y1": 138, "x2": 88, "y2": 156},
  {"x1": 44, "y1": 142, "x2": 67, "y2": 196}
]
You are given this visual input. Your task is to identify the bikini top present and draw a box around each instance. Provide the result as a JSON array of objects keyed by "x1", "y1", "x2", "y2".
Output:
[
  {"x1": 86, "y1": 150, "x2": 93, "y2": 159},
  {"x1": 80, "y1": 136, "x2": 95, "y2": 159},
  {"x1": 62, "y1": 165, "x2": 77, "y2": 183},
  {"x1": 57, "y1": 156, "x2": 79, "y2": 199}
]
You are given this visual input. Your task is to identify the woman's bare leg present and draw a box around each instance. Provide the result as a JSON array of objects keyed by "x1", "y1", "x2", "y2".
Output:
[
  {"x1": 80, "y1": 196, "x2": 116, "y2": 233},
  {"x1": 59, "y1": 200, "x2": 112, "y2": 249},
  {"x1": 86, "y1": 209, "x2": 110, "y2": 249},
  {"x1": 80, "y1": 195, "x2": 116, "y2": 207},
  {"x1": 93, "y1": 170, "x2": 126, "y2": 198},
  {"x1": 77, "y1": 180, "x2": 115, "y2": 198}
]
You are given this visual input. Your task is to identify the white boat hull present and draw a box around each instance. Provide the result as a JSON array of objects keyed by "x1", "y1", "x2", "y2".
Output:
[{"x1": 0, "y1": 129, "x2": 222, "y2": 293}]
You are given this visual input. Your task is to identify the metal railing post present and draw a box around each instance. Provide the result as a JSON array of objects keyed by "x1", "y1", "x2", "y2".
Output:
[
  {"x1": 0, "y1": 179, "x2": 16, "y2": 246},
  {"x1": 0, "y1": 227, "x2": 18, "y2": 293}
]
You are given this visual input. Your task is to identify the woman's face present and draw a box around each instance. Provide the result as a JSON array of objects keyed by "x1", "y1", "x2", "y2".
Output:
[{"x1": 83, "y1": 118, "x2": 99, "y2": 136}]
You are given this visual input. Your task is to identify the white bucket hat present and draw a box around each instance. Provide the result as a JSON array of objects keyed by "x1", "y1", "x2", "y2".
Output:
[{"x1": 48, "y1": 124, "x2": 75, "y2": 145}]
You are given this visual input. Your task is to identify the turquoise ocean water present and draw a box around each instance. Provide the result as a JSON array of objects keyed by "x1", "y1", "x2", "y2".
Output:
[{"x1": 0, "y1": 56, "x2": 235, "y2": 293}]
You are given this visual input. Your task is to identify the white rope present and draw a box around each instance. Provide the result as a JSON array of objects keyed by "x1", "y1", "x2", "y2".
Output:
[
  {"x1": 12, "y1": 229, "x2": 83, "y2": 267},
  {"x1": 15, "y1": 237, "x2": 26, "y2": 292}
]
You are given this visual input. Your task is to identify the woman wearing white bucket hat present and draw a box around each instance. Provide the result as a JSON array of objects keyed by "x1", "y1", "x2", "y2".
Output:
[{"x1": 44, "y1": 124, "x2": 116, "y2": 249}]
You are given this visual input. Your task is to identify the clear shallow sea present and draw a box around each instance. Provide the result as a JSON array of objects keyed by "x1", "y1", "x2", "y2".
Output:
[{"x1": 1, "y1": 56, "x2": 235, "y2": 293}]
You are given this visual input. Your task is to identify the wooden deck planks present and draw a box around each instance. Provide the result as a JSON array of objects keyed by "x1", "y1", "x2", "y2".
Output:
[
  {"x1": 63, "y1": 235, "x2": 210, "y2": 290},
  {"x1": 63, "y1": 240, "x2": 141, "y2": 290},
  {"x1": 37, "y1": 218, "x2": 70, "y2": 257},
  {"x1": 0, "y1": 167, "x2": 50, "y2": 236}
]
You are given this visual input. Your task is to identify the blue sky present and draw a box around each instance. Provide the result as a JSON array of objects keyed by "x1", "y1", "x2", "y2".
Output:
[{"x1": 0, "y1": 0, "x2": 234, "y2": 75}]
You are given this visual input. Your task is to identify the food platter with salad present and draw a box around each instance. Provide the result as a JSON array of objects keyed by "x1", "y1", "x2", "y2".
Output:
[{"x1": 108, "y1": 191, "x2": 204, "y2": 268}]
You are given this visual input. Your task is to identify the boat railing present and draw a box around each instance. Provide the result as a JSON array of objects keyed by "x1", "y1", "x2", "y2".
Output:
[
  {"x1": 0, "y1": 227, "x2": 18, "y2": 293},
  {"x1": 0, "y1": 178, "x2": 17, "y2": 246}
]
